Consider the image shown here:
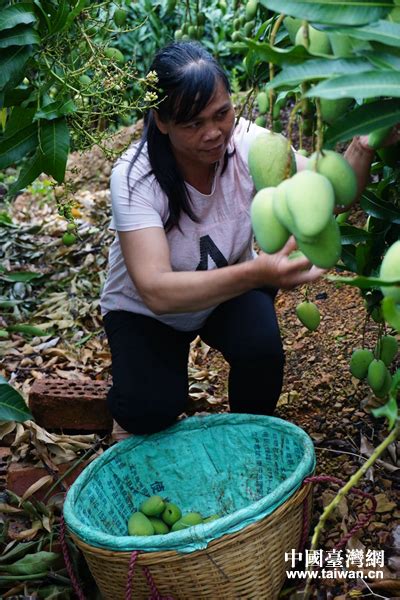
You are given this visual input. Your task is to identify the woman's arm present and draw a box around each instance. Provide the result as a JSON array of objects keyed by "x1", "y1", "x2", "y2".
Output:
[
  {"x1": 119, "y1": 228, "x2": 323, "y2": 315},
  {"x1": 343, "y1": 136, "x2": 375, "y2": 201}
]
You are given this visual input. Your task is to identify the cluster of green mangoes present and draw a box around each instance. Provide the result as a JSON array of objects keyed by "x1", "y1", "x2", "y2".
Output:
[
  {"x1": 350, "y1": 335, "x2": 398, "y2": 398},
  {"x1": 248, "y1": 130, "x2": 357, "y2": 269},
  {"x1": 231, "y1": 0, "x2": 259, "y2": 42},
  {"x1": 174, "y1": 12, "x2": 206, "y2": 41},
  {"x1": 127, "y1": 495, "x2": 219, "y2": 537}
]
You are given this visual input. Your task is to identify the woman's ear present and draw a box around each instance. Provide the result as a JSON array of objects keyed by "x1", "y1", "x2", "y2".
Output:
[{"x1": 152, "y1": 110, "x2": 168, "y2": 135}]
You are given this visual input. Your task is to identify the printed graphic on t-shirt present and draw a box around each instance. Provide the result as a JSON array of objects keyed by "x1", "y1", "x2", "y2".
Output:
[{"x1": 196, "y1": 235, "x2": 228, "y2": 271}]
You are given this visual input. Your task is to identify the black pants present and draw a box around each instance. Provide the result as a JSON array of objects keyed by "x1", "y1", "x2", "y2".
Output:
[{"x1": 103, "y1": 288, "x2": 284, "y2": 434}]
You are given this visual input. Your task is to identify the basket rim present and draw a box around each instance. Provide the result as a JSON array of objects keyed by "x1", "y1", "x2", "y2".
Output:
[
  {"x1": 64, "y1": 413, "x2": 316, "y2": 553},
  {"x1": 69, "y1": 481, "x2": 313, "y2": 563}
]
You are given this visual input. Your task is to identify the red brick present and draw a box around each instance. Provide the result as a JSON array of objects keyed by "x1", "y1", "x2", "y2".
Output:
[
  {"x1": 29, "y1": 378, "x2": 113, "y2": 432},
  {"x1": 7, "y1": 459, "x2": 89, "y2": 501}
]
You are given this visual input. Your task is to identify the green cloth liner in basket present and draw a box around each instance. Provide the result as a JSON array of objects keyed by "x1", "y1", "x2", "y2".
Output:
[{"x1": 63, "y1": 413, "x2": 315, "y2": 553}]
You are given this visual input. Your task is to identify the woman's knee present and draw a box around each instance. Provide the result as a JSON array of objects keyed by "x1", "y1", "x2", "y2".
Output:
[{"x1": 107, "y1": 387, "x2": 183, "y2": 435}]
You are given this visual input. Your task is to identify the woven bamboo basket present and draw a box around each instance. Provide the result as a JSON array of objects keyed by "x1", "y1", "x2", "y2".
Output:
[{"x1": 70, "y1": 481, "x2": 313, "y2": 600}]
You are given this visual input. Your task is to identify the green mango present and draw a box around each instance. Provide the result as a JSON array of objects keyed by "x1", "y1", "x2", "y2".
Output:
[
  {"x1": 250, "y1": 187, "x2": 290, "y2": 253},
  {"x1": 231, "y1": 31, "x2": 242, "y2": 42},
  {"x1": 283, "y1": 16, "x2": 302, "y2": 44},
  {"x1": 273, "y1": 178, "x2": 296, "y2": 233},
  {"x1": 148, "y1": 517, "x2": 170, "y2": 534},
  {"x1": 233, "y1": 17, "x2": 241, "y2": 30},
  {"x1": 297, "y1": 148, "x2": 308, "y2": 157},
  {"x1": 248, "y1": 131, "x2": 296, "y2": 191},
  {"x1": 380, "y1": 240, "x2": 400, "y2": 303},
  {"x1": 376, "y1": 335, "x2": 398, "y2": 366},
  {"x1": 79, "y1": 74, "x2": 92, "y2": 86},
  {"x1": 188, "y1": 25, "x2": 198, "y2": 39},
  {"x1": 104, "y1": 47, "x2": 125, "y2": 64},
  {"x1": 296, "y1": 301, "x2": 320, "y2": 331},
  {"x1": 297, "y1": 216, "x2": 341, "y2": 269},
  {"x1": 245, "y1": 0, "x2": 258, "y2": 21},
  {"x1": 203, "y1": 514, "x2": 221, "y2": 523},
  {"x1": 161, "y1": 502, "x2": 182, "y2": 526},
  {"x1": 286, "y1": 171, "x2": 335, "y2": 238},
  {"x1": 256, "y1": 91, "x2": 269, "y2": 115},
  {"x1": 368, "y1": 126, "x2": 392, "y2": 150},
  {"x1": 113, "y1": 9, "x2": 127, "y2": 27},
  {"x1": 319, "y1": 98, "x2": 352, "y2": 125},
  {"x1": 336, "y1": 210, "x2": 350, "y2": 225},
  {"x1": 140, "y1": 495, "x2": 165, "y2": 517},
  {"x1": 244, "y1": 20, "x2": 255, "y2": 36},
  {"x1": 367, "y1": 359, "x2": 387, "y2": 393},
  {"x1": 174, "y1": 29, "x2": 183, "y2": 40},
  {"x1": 349, "y1": 348, "x2": 374, "y2": 379},
  {"x1": 127, "y1": 512, "x2": 155, "y2": 536},
  {"x1": 171, "y1": 512, "x2": 203, "y2": 532},
  {"x1": 307, "y1": 150, "x2": 357, "y2": 208},
  {"x1": 374, "y1": 370, "x2": 392, "y2": 398},
  {"x1": 255, "y1": 115, "x2": 267, "y2": 127},
  {"x1": 295, "y1": 25, "x2": 332, "y2": 54},
  {"x1": 328, "y1": 32, "x2": 353, "y2": 57}
]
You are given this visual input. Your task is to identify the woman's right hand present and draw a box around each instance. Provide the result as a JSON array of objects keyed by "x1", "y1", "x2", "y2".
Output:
[{"x1": 253, "y1": 236, "x2": 325, "y2": 290}]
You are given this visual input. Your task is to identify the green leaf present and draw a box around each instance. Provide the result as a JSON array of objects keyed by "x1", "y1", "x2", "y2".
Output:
[
  {"x1": 7, "y1": 324, "x2": 48, "y2": 336},
  {"x1": 360, "y1": 189, "x2": 400, "y2": 223},
  {"x1": 49, "y1": 0, "x2": 71, "y2": 34},
  {"x1": 324, "y1": 98, "x2": 400, "y2": 145},
  {"x1": 0, "y1": 45, "x2": 34, "y2": 91},
  {"x1": 336, "y1": 19, "x2": 400, "y2": 48},
  {"x1": 1, "y1": 87, "x2": 32, "y2": 107},
  {"x1": 64, "y1": 0, "x2": 88, "y2": 32},
  {"x1": 382, "y1": 296, "x2": 400, "y2": 331},
  {"x1": 0, "y1": 25, "x2": 40, "y2": 49},
  {"x1": 339, "y1": 224, "x2": 373, "y2": 245},
  {"x1": 0, "y1": 3, "x2": 37, "y2": 31},
  {"x1": 7, "y1": 150, "x2": 44, "y2": 198},
  {"x1": 266, "y1": 58, "x2": 372, "y2": 90},
  {"x1": 0, "y1": 123, "x2": 38, "y2": 169},
  {"x1": 33, "y1": 99, "x2": 76, "y2": 122},
  {"x1": 371, "y1": 395, "x2": 398, "y2": 429},
  {"x1": 246, "y1": 39, "x2": 312, "y2": 67},
  {"x1": 0, "y1": 381, "x2": 32, "y2": 422},
  {"x1": 0, "y1": 271, "x2": 44, "y2": 283},
  {"x1": 326, "y1": 273, "x2": 400, "y2": 288},
  {"x1": 39, "y1": 118, "x2": 69, "y2": 183},
  {"x1": 259, "y1": 0, "x2": 391, "y2": 26},
  {"x1": 366, "y1": 51, "x2": 400, "y2": 71},
  {"x1": 305, "y1": 70, "x2": 400, "y2": 99},
  {"x1": 3, "y1": 106, "x2": 35, "y2": 137}
]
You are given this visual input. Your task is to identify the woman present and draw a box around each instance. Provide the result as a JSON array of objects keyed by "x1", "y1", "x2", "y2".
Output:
[{"x1": 100, "y1": 41, "x2": 375, "y2": 435}]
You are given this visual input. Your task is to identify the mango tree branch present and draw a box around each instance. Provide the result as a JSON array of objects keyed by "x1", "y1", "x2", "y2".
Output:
[{"x1": 304, "y1": 422, "x2": 400, "y2": 599}]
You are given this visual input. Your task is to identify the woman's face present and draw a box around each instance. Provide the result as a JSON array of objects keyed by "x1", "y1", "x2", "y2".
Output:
[{"x1": 155, "y1": 79, "x2": 235, "y2": 171}]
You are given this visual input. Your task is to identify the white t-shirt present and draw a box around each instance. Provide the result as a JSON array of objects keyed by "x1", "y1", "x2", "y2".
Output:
[{"x1": 100, "y1": 118, "x2": 269, "y2": 331}]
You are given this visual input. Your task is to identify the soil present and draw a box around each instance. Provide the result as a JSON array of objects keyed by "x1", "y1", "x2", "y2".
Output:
[{"x1": 1, "y1": 111, "x2": 399, "y2": 599}]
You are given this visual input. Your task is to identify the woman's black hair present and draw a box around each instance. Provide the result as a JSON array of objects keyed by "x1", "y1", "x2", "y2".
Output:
[{"x1": 127, "y1": 41, "x2": 233, "y2": 232}]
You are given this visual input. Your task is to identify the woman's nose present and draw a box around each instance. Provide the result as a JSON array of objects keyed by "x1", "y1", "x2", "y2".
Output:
[{"x1": 203, "y1": 126, "x2": 222, "y2": 142}]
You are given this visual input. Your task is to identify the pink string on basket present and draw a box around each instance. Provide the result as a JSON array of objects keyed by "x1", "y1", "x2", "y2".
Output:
[
  {"x1": 60, "y1": 512, "x2": 87, "y2": 600},
  {"x1": 125, "y1": 550, "x2": 175, "y2": 600}
]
